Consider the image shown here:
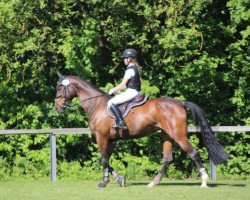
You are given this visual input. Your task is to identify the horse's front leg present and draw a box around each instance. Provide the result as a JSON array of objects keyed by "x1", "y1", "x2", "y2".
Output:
[
  {"x1": 108, "y1": 165, "x2": 126, "y2": 187},
  {"x1": 98, "y1": 154, "x2": 126, "y2": 188},
  {"x1": 96, "y1": 136, "x2": 110, "y2": 188},
  {"x1": 98, "y1": 153, "x2": 110, "y2": 188},
  {"x1": 107, "y1": 141, "x2": 126, "y2": 187}
]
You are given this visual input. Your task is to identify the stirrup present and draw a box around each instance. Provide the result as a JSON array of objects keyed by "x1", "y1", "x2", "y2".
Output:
[{"x1": 112, "y1": 123, "x2": 128, "y2": 130}]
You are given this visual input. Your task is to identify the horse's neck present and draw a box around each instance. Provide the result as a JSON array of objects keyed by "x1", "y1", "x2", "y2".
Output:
[
  {"x1": 73, "y1": 79, "x2": 105, "y2": 115},
  {"x1": 78, "y1": 86, "x2": 101, "y2": 99}
]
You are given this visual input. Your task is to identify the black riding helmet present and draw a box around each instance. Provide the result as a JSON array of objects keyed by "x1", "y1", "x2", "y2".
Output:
[{"x1": 121, "y1": 48, "x2": 138, "y2": 58}]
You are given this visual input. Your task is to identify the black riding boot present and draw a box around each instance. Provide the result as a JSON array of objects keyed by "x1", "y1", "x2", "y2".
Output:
[{"x1": 110, "y1": 104, "x2": 127, "y2": 129}]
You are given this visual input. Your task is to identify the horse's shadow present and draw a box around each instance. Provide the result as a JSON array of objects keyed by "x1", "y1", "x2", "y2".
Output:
[{"x1": 127, "y1": 181, "x2": 246, "y2": 188}]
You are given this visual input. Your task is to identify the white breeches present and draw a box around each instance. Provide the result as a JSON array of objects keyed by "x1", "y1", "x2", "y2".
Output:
[{"x1": 107, "y1": 88, "x2": 140, "y2": 108}]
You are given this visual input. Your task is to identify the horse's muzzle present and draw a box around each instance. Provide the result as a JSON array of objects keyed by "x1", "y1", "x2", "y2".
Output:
[
  {"x1": 56, "y1": 106, "x2": 65, "y2": 113},
  {"x1": 54, "y1": 99, "x2": 66, "y2": 113}
]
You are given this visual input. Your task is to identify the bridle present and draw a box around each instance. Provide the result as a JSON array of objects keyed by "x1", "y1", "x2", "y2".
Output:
[
  {"x1": 55, "y1": 80, "x2": 109, "y2": 109},
  {"x1": 55, "y1": 83, "x2": 74, "y2": 109}
]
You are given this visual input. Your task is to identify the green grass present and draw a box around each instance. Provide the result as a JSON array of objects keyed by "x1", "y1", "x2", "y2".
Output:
[{"x1": 0, "y1": 178, "x2": 249, "y2": 200}]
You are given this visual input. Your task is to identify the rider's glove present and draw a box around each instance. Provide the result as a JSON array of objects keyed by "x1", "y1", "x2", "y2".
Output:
[{"x1": 109, "y1": 89, "x2": 115, "y2": 95}]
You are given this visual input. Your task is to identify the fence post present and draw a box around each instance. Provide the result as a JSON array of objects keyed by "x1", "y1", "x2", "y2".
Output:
[
  {"x1": 210, "y1": 159, "x2": 216, "y2": 180},
  {"x1": 50, "y1": 133, "x2": 57, "y2": 182}
]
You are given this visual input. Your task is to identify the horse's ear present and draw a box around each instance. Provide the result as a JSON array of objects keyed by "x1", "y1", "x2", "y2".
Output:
[
  {"x1": 57, "y1": 71, "x2": 65, "y2": 80},
  {"x1": 57, "y1": 71, "x2": 66, "y2": 84}
]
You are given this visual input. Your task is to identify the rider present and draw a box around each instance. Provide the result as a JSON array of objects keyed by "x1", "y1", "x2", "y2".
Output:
[{"x1": 108, "y1": 48, "x2": 142, "y2": 129}]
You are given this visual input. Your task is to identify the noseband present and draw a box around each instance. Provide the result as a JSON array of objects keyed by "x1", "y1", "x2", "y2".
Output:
[{"x1": 55, "y1": 84, "x2": 74, "y2": 109}]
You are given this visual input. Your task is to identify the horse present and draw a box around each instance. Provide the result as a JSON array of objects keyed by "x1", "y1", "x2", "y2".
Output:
[{"x1": 54, "y1": 72, "x2": 228, "y2": 188}]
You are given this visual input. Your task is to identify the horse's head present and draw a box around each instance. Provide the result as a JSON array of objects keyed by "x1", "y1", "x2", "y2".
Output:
[{"x1": 54, "y1": 72, "x2": 77, "y2": 113}]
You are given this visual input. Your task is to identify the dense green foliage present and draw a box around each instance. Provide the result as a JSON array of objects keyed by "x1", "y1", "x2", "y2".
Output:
[{"x1": 0, "y1": 0, "x2": 249, "y2": 180}]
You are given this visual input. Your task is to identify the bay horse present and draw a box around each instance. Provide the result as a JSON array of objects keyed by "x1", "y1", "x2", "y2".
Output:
[{"x1": 54, "y1": 72, "x2": 228, "y2": 188}]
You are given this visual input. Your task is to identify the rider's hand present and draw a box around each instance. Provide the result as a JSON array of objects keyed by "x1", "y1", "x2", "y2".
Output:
[{"x1": 109, "y1": 89, "x2": 115, "y2": 95}]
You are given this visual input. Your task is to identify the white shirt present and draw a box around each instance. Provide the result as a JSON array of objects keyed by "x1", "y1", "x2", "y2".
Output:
[{"x1": 124, "y1": 64, "x2": 135, "y2": 80}]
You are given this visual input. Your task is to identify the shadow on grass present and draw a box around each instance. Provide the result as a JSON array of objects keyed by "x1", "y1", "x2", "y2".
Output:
[
  {"x1": 127, "y1": 181, "x2": 246, "y2": 188},
  {"x1": 128, "y1": 182, "x2": 200, "y2": 187},
  {"x1": 208, "y1": 183, "x2": 246, "y2": 188}
]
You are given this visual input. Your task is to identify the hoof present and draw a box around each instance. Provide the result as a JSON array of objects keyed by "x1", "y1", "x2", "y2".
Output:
[
  {"x1": 98, "y1": 181, "x2": 107, "y2": 188},
  {"x1": 147, "y1": 181, "x2": 156, "y2": 188},
  {"x1": 201, "y1": 174, "x2": 209, "y2": 188},
  {"x1": 200, "y1": 184, "x2": 208, "y2": 188},
  {"x1": 116, "y1": 176, "x2": 126, "y2": 187}
]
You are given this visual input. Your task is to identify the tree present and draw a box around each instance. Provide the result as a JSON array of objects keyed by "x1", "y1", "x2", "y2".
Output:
[{"x1": 0, "y1": 0, "x2": 249, "y2": 179}]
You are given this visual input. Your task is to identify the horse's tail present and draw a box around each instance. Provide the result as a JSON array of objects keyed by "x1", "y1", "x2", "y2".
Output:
[{"x1": 183, "y1": 101, "x2": 229, "y2": 165}]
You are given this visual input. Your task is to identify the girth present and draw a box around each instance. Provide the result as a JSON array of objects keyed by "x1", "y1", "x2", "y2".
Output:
[{"x1": 107, "y1": 95, "x2": 148, "y2": 118}]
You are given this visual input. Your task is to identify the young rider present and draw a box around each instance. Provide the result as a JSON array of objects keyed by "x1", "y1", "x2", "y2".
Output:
[{"x1": 108, "y1": 48, "x2": 142, "y2": 129}]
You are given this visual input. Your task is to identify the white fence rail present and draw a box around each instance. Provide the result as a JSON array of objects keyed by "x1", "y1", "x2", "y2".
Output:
[{"x1": 0, "y1": 126, "x2": 249, "y2": 181}]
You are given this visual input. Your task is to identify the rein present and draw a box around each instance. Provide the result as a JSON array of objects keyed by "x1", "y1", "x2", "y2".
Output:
[
  {"x1": 56, "y1": 83, "x2": 109, "y2": 109},
  {"x1": 80, "y1": 94, "x2": 109, "y2": 103}
]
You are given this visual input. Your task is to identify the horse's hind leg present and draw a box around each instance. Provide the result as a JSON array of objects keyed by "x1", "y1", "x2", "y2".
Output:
[
  {"x1": 176, "y1": 137, "x2": 209, "y2": 188},
  {"x1": 147, "y1": 133, "x2": 174, "y2": 188}
]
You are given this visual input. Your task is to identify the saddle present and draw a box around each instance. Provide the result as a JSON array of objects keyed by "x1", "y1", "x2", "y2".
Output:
[{"x1": 108, "y1": 94, "x2": 148, "y2": 118}]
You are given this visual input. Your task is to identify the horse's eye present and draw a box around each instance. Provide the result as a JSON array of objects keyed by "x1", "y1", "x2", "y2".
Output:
[{"x1": 57, "y1": 86, "x2": 62, "y2": 90}]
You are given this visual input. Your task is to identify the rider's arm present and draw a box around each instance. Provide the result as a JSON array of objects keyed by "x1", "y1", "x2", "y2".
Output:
[
  {"x1": 109, "y1": 68, "x2": 134, "y2": 94},
  {"x1": 112, "y1": 78, "x2": 129, "y2": 93}
]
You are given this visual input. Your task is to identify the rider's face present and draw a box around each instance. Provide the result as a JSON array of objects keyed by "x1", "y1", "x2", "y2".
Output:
[{"x1": 123, "y1": 57, "x2": 131, "y2": 66}]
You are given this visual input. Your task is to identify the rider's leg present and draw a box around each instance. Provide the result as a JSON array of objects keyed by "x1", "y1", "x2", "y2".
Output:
[
  {"x1": 107, "y1": 89, "x2": 139, "y2": 129},
  {"x1": 110, "y1": 103, "x2": 127, "y2": 129}
]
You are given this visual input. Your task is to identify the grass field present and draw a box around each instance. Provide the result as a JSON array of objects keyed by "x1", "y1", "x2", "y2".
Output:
[{"x1": 0, "y1": 178, "x2": 249, "y2": 200}]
